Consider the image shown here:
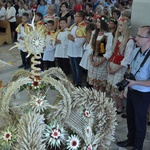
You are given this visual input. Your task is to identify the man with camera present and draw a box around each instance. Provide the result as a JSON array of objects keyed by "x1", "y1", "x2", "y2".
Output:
[{"x1": 117, "y1": 26, "x2": 150, "y2": 150}]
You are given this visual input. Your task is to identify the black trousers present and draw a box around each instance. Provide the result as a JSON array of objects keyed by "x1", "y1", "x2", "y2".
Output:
[
  {"x1": 69, "y1": 57, "x2": 82, "y2": 85},
  {"x1": 56, "y1": 58, "x2": 70, "y2": 75},
  {"x1": 44, "y1": 61, "x2": 55, "y2": 70},
  {"x1": 127, "y1": 88, "x2": 150, "y2": 150},
  {"x1": 20, "y1": 51, "x2": 30, "y2": 66}
]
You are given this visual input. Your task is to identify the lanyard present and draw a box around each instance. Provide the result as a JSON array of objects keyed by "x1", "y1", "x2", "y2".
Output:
[{"x1": 128, "y1": 48, "x2": 150, "y2": 77}]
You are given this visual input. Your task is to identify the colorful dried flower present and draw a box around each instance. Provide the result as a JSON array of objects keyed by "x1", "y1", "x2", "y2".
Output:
[
  {"x1": 31, "y1": 76, "x2": 41, "y2": 89},
  {"x1": 84, "y1": 110, "x2": 91, "y2": 118},
  {"x1": 0, "y1": 126, "x2": 16, "y2": 149},
  {"x1": 30, "y1": 94, "x2": 49, "y2": 113},
  {"x1": 66, "y1": 135, "x2": 80, "y2": 150},
  {"x1": 44, "y1": 120, "x2": 66, "y2": 148}
]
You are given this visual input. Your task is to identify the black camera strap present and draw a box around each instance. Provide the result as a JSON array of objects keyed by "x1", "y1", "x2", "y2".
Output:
[{"x1": 133, "y1": 48, "x2": 150, "y2": 77}]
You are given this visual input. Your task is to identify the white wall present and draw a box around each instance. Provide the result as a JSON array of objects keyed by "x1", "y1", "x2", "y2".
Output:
[{"x1": 131, "y1": 0, "x2": 150, "y2": 37}]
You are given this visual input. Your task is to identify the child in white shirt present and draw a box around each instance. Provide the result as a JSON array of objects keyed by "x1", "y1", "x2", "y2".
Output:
[
  {"x1": 16, "y1": 12, "x2": 31, "y2": 69},
  {"x1": 54, "y1": 17, "x2": 70, "y2": 75},
  {"x1": 80, "y1": 23, "x2": 96, "y2": 70},
  {"x1": 43, "y1": 20, "x2": 55, "y2": 70}
]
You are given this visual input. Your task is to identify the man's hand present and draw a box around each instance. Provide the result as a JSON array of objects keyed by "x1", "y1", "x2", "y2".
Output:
[{"x1": 126, "y1": 79, "x2": 136, "y2": 87}]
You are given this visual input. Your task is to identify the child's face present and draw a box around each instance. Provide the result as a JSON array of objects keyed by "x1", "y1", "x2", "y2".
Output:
[
  {"x1": 103, "y1": 8, "x2": 108, "y2": 14},
  {"x1": 35, "y1": 15, "x2": 41, "y2": 22},
  {"x1": 59, "y1": 20, "x2": 67, "y2": 29},
  {"x1": 112, "y1": 12, "x2": 118, "y2": 20},
  {"x1": 108, "y1": 21, "x2": 115, "y2": 30},
  {"x1": 47, "y1": 23, "x2": 53, "y2": 31},
  {"x1": 22, "y1": 16, "x2": 29, "y2": 24}
]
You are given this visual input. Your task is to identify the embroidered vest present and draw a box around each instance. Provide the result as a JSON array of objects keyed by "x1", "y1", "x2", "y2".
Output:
[
  {"x1": 93, "y1": 35, "x2": 107, "y2": 57},
  {"x1": 110, "y1": 38, "x2": 132, "y2": 65}
]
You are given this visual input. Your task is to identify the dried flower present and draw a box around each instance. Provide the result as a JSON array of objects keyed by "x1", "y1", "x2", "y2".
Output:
[
  {"x1": 44, "y1": 120, "x2": 66, "y2": 148},
  {"x1": 30, "y1": 94, "x2": 49, "y2": 113},
  {"x1": 66, "y1": 135, "x2": 80, "y2": 150}
]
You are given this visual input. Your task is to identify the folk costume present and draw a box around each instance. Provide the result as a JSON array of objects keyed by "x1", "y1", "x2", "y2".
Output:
[
  {"x1": 68, "y1": 21, "x2": 86, "y2": 86},
  {"x1": 106, "y1": 36, "x2": 134, "y2": 97},
  {"x1": 87, "y1": 31, "x2": 113, "y2": 88}
]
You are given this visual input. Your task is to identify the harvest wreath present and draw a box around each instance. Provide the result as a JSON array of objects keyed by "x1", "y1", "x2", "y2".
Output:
[{"x1": 0, "y1": 16, "x2": 117, "y2": 150}]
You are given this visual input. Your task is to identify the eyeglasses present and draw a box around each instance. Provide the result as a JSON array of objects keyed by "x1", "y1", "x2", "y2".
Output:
[{"x1": 136, "y1": 34, "x2": 149, "y2": 38}]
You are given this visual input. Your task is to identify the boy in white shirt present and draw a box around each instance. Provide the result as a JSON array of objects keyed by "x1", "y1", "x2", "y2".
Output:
[
  {"x1": 43, "y1": 20, "x2": 55, "y2": 70},
  {"x1": 54, "y1": 17, "x2": 70, "y2": 75},
  {"x1": 16, "y1": 13, "x2": 31, "y2": 69}
]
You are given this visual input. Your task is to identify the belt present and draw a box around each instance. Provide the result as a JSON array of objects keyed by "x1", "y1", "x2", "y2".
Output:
[
  {"x1": 129, "y1": 87, "x2": 150, "y2": 93},
  {"x1": 128, "y1": 87, "x2": 141, "y2": 93}
]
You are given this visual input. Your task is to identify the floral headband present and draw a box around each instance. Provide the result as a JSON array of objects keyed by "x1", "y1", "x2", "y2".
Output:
[
  {"x1": 109, "y1": 18, "x2": 118, "y2": 25},
  {"x1": 97, "y1": 15, "x2": 108, "y2": 23},
  {"x1": 119, "y1": 17, "x2": 131, "y2": 28}
]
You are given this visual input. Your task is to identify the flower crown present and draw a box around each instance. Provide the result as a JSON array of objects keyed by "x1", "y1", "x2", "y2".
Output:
[
  {"x1": 97, "y1": 15, "x2": 108, "y2": 23},
  {"x1": 119, "y1": 17, "x2": 131, "y2": 28},
  {"x1": 109, "y1": 18, "x2": 118, "y2": 25}
]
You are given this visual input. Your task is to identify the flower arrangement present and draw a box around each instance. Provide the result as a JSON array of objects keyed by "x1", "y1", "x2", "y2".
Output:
[
  {"x1": 0, "y1": 126, "x2": 16, "y2": 149},
  {"x1": 30, "y1": 93, "x2": 49, "y2": 113},
  {"x1": 0, "y1": 16, "x2": 117, "y2": 150},
  {"x1": 66, "y1": 135, "x2": 80, "y2": 150},
  {"x1": 44, "y1": 120, "x2": 66, "y2": 148}
]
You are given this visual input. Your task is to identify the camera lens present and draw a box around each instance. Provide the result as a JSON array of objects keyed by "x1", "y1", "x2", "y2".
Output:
[{"x1": 116, "y1": 79, "x2": 129, "y2": 91}]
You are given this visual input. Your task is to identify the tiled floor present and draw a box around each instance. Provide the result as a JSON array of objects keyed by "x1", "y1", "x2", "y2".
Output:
[{"x1": 0, "y1": 43, "x2": 150, "y2": 150}]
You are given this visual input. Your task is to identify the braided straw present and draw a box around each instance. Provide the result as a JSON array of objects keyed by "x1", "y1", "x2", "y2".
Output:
[{"x1": 30, "y1": 54, "x2": 41, "y2": 77}]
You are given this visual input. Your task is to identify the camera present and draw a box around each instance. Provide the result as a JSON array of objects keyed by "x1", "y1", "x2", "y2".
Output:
[{"x1": 116, "y1": 72, "x2": 135, "y2": 91}]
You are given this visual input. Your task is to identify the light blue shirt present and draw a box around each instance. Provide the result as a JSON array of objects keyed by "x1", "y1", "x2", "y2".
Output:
[
  {"x1": 130, "y1": 47, "x2": 150, "y2": 92},
  {"x1": 37, "y1": 5, "x2": 48, "y2": 17}
]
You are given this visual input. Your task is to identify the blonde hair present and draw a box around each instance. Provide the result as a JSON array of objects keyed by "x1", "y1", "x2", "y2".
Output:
[
  {"x1": 48, "y1": 5, "x2": 55, "y2": 10},
  {"x1": 122, "y1": 9, "x2": 131, "y2": 20},
  {"x1": 112, "y1": 19, "x2": 131, "y2": 54},
  {"x1": 96, "y1": 5, "x2": 103, "y2": 14}
]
